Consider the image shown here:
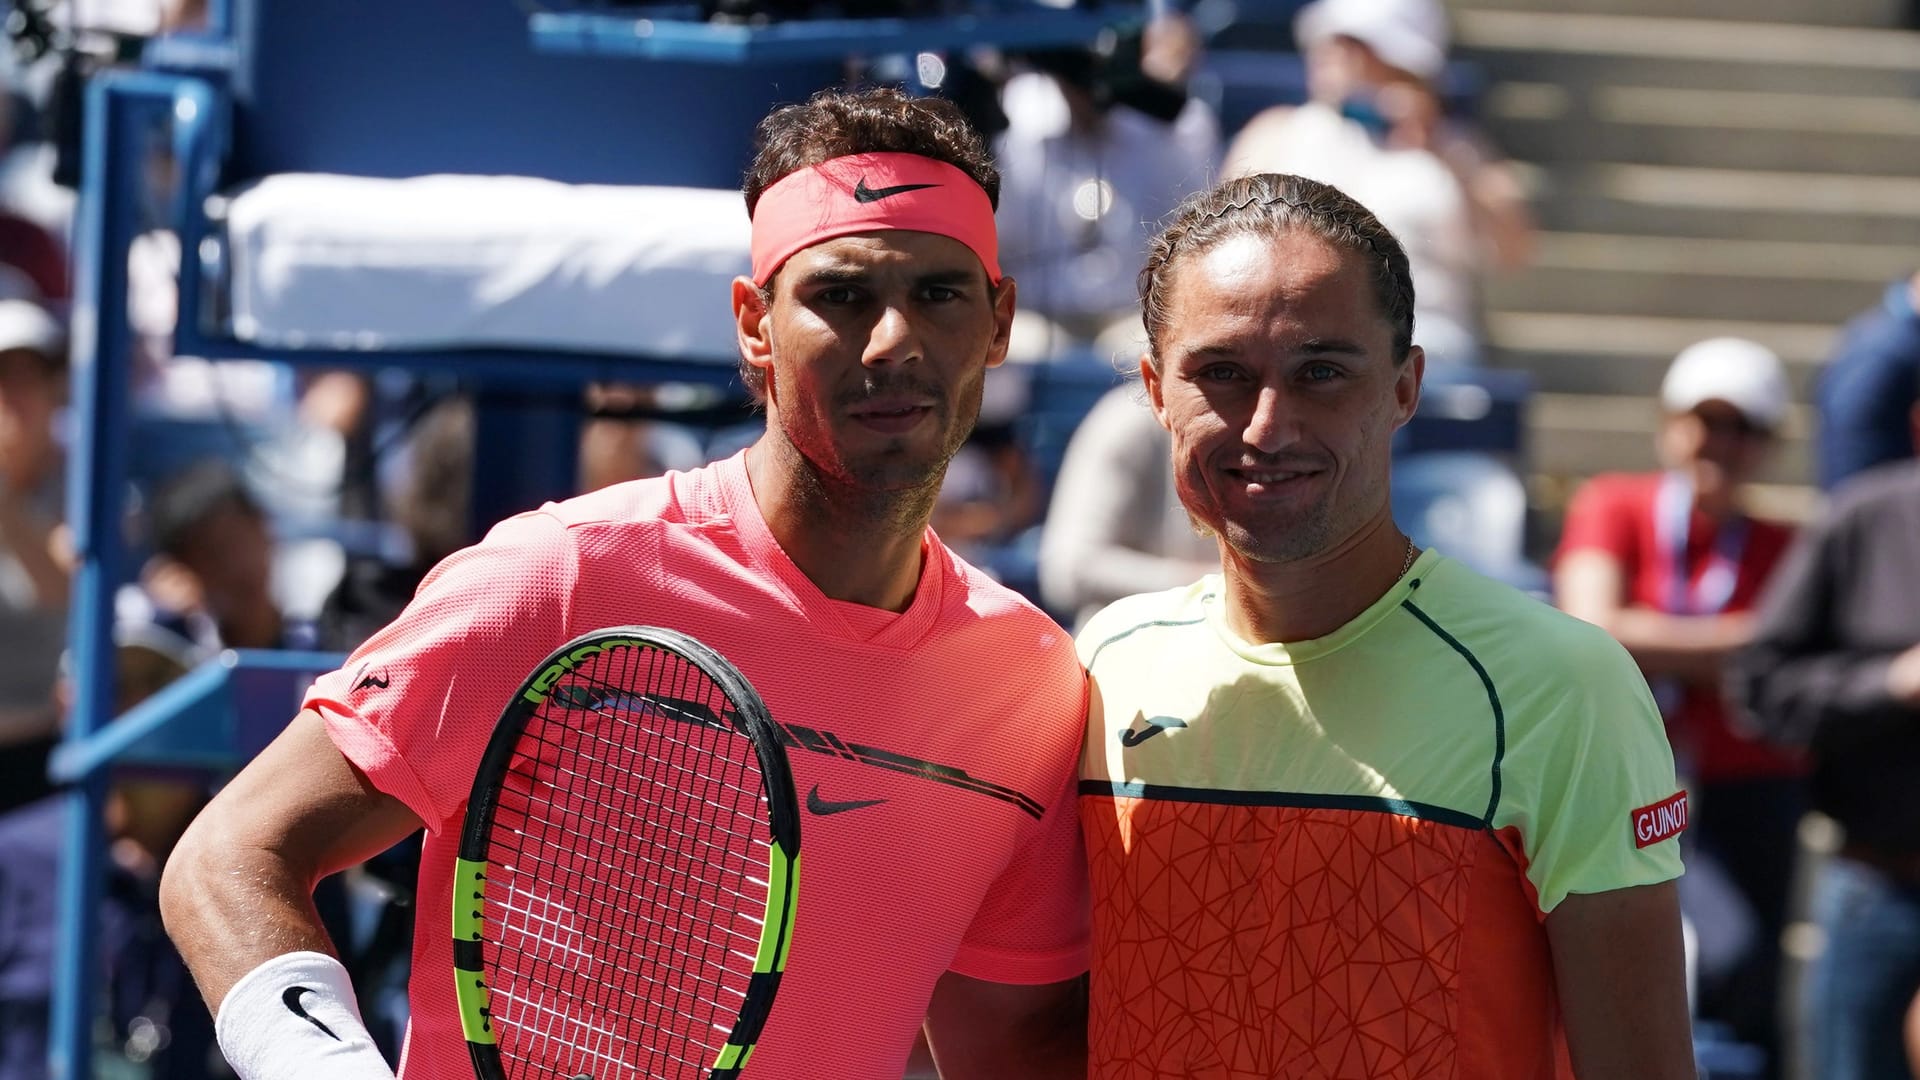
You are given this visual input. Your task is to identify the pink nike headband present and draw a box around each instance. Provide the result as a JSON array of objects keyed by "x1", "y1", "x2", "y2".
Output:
[{"x1": 749, "y1": 152, "x2": 1001, "y2": 287}]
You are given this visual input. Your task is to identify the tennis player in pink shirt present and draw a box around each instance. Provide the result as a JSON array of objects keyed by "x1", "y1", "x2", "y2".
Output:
[{"x1": 160, "y1": 87, "x2": 1091, "y2": 1080}]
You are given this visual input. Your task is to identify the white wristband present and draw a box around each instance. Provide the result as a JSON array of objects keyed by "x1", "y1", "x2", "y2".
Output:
[{"x1": 214, "y1": 951, "x2": 397, "y2": 1080}]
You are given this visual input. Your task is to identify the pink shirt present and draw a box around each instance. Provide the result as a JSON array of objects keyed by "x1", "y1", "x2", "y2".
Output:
[{"x1": 304, "y1": 452, "x2": 1090, "y2": 1079}]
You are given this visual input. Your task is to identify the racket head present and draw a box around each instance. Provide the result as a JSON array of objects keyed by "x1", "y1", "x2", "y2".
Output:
[{"x1": 453, "y1": 627, "x2": 799, "y2": 1080}]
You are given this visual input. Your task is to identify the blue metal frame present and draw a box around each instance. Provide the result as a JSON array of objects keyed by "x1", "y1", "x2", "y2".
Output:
[
  {"x1": 167, "y1": 333, "x2": 751, "y2": 389},
  {"x1": 48, "y1": 650, "x2": 348, "y2": 783},
  {"x1": 529, "y1": 7, "x2": 1143, "y2": 62},
  {"x1": 51, "y1": 68, "x2": 214, "y2": 1080}
]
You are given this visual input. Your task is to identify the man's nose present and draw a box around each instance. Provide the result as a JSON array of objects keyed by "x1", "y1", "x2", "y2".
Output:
[
  {"x1": 1243, "y1": 383, "x2": 1301, "y2": 454},
  {"x1": 863, "y1": 303, "x2": 924, "y2": 368}
]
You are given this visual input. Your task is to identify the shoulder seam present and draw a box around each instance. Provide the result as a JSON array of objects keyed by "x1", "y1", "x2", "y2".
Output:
[
  {"x1": 1400, "y1": 598, "x2": 1505, "y2": 829},
  {"x1": 1085, "y1": 615, "x2": 1207, "y2": 669}
]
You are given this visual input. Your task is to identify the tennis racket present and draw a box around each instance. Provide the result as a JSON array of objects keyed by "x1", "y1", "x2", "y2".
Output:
[{"x1": 453, "y1": 626, "x2": 800, "y2": 1080}]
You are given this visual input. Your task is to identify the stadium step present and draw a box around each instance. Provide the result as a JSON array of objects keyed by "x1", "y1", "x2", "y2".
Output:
[
  {"x1": 1534, "y1": 183, "x2": 1920, "y2": 246},
  {"x1": 1456, "y1": 11, "x2": 1920, "y2": 85},
  {"x1": 1482, "y1": 311, "x2": 1835, "y2": 399},
  {"x1": 1482, "y1": 249, "x2": 1889, "y2": 326},
  {"x1": 1456, "y1": 0, "x2": 1908, "y2": 29},
  {"x1": 1469, "y1": 46, "x2": 1920, "y2": 98},
  {"x1": 1527, "y1": 392, "x2": 1817, "y2": 501},
  {"x1": 1448, "y1": 2, "x2": 1920, "y2": 517},
  {"x1": 1492, "y1": 107, "x2": 1920, "y2": 178}
]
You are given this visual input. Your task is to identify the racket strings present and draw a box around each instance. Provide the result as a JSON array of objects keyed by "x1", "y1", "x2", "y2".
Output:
[{"x1": 482, "y1": 644, "x2": 773, "y2": 1079}]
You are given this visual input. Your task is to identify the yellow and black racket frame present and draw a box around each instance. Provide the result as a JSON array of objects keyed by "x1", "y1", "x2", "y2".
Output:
[{"x1": 452, "y1": 626, "x2": 801, "y2": 1080}]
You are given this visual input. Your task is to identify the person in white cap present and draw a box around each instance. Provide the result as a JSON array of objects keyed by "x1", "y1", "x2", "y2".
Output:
[
  {"x1": 1222, "y1": 0, "x2": 1533, "y2": 369},
  {"x1": 1554, "y1": 336, "x2": 1803, "y2": 1072}
]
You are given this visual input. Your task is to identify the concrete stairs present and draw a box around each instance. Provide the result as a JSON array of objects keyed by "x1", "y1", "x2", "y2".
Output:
[{"x1": 1448, "y1": 2, "x2": 1920, "y2": 525}]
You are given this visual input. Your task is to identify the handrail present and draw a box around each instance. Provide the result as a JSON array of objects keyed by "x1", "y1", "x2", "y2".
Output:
[
  {"x1": 50, "y1": 68, "x2": 224, "y2": 1080},
  {"x1": 47, "y1": 649, "x2": 349, "y2": 784}
]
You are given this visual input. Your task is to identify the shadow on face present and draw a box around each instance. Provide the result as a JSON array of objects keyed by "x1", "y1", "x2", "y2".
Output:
[{"x1": 1657, "y1": 399, "x2": 1772, "y2": 509}]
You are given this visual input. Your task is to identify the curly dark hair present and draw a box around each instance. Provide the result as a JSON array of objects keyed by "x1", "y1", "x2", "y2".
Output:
[
  {"x1": 1138, "y1": 173, "x2": 1416, "y2": 366},
  {"x1": 743, "y1": 86, "x2": 999, "y2": 218},
  {"x1": 737, "y1": 87, "x2": 1000, "y2": 398}
]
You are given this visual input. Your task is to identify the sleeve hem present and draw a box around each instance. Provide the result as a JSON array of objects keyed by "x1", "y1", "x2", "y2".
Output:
[
  {"x1": 945, "y1": 940, "x2": 1089, "y2": 987},
  {"x1": 1536, "y1": 861, "x2": 1685, "y2": 918},
  {"x1": 310, "y1": 700, "x2": 448, "y2": 833}
]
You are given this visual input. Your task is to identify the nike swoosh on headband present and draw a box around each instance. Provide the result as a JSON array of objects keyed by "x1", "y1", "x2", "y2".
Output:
[{"x1": 853, "y1": 178, "x2": 941, "y2": 202}]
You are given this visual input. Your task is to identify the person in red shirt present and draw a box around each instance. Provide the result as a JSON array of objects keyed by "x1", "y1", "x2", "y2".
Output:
[{"x1": 1555, "y1": 335, "x2": 1801, "y2": 1073}]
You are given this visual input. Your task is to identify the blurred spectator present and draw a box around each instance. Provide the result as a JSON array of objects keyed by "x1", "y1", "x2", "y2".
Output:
[
  {"x1": 318, "y1": 395, "x2": 474, "y2": 653},
  {"x1": 1553, "y1": 337, "x2": 1801, "y2": 1072},
  {"x1": 0, "y1": 299, "x2": 67, "y2": 817},
  {"x1": 993, "y1": 29, "x2": 1222, "y2": 354},
  {"x1": 2, "y1": 631, "x2": 213, "y2": 1080},
  {"x1": 0, "y1": 91, "x2": 66, "y2": 307},
  {"x1": 1222, "y1": 0, "x2": 1533, "y2": 368},
  {"x1": 0, "y1": 211, "x2": 63, "y2": 306},
  {"x1": 934, "y1": 365, "x2": 1041, "y2": 572},
  {"x1": 0, "y1": 790, "x2": 60, "y2": 1080},
  {"x1": 129, "y1": 459, "x2": 314, "y2": 653},
  {"x1": 106, "y1": 462, "x2": 302, "y2": 1076},
  {"x1": 93, "y1": 632, "x2": 218, "y2": 1080},
  {"x1": 1816, "y1": 272, "x2": 1920, "y2": 492},
  {"x1": 1037, "y1": 383, "x2": 1215, "y2": 627},
  {"x1": 1731, "y1": 408, "x2": 1920, "y2": 1080},
  {"x1": 577, "y1": 383, "x2": 707, "y2": 495}
]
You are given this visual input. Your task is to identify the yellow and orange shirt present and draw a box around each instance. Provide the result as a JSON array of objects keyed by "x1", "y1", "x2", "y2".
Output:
[{"x1": 1079, "y1": 550, "x2": 1685, "y2": 1079}]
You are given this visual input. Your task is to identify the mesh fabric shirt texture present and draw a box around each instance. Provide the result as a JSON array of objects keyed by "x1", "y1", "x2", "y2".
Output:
[{"x1": 305, "y1": 452, "x2": 1091, "y2": 1079}]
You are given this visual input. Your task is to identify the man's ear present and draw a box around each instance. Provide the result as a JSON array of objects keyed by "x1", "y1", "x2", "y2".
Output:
[
  {"x1": 733, "y1": 276, "x2": 774, "y2": 382},
  {"x1": 985, "y1": 275, "x2": 1017, "y2": 370},
  {"x1": 1391, "y1": 345, "x2": 1425, "y2": 430},
  {"x1": 1140, "y1": 354, "x2": 1171, "y2": 431}
]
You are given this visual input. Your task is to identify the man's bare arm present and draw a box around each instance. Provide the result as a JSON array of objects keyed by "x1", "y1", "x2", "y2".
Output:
[
  {"x1": 159, "y1": 708, "x2": 424, "y2": 1011},
  {"x1": 1546, "y1": 881, "x2": 1695, "y2": 1079},
  {"x1": 921, "y1": 971, "x2": 1087, "y2": 1079}
]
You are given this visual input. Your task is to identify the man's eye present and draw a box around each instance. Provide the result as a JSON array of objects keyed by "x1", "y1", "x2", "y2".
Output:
[
  {"x1": 923, "y1": 285, "x2": 960, "y2": 302},
  {"x1": 1199, "y1": 365, "x2": 1241, "y2": 382},
  {"x1": 1303, "y1": 363, "x2": 1342, "y2": 382},
  {"x1": 819, "y1": 287, "x2": 857, "y2": 304}
]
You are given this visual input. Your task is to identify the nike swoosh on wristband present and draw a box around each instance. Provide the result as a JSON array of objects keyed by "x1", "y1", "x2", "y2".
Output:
[
  {"x1": 282, "y1": 986, "x2": 342, "y2": 1042},
  {"x1": 853, "y1": 178, "x2": 940, "y2": 203},
  {"x1": 806, "y1": 784, "x2": 887, "y2": 815}
]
